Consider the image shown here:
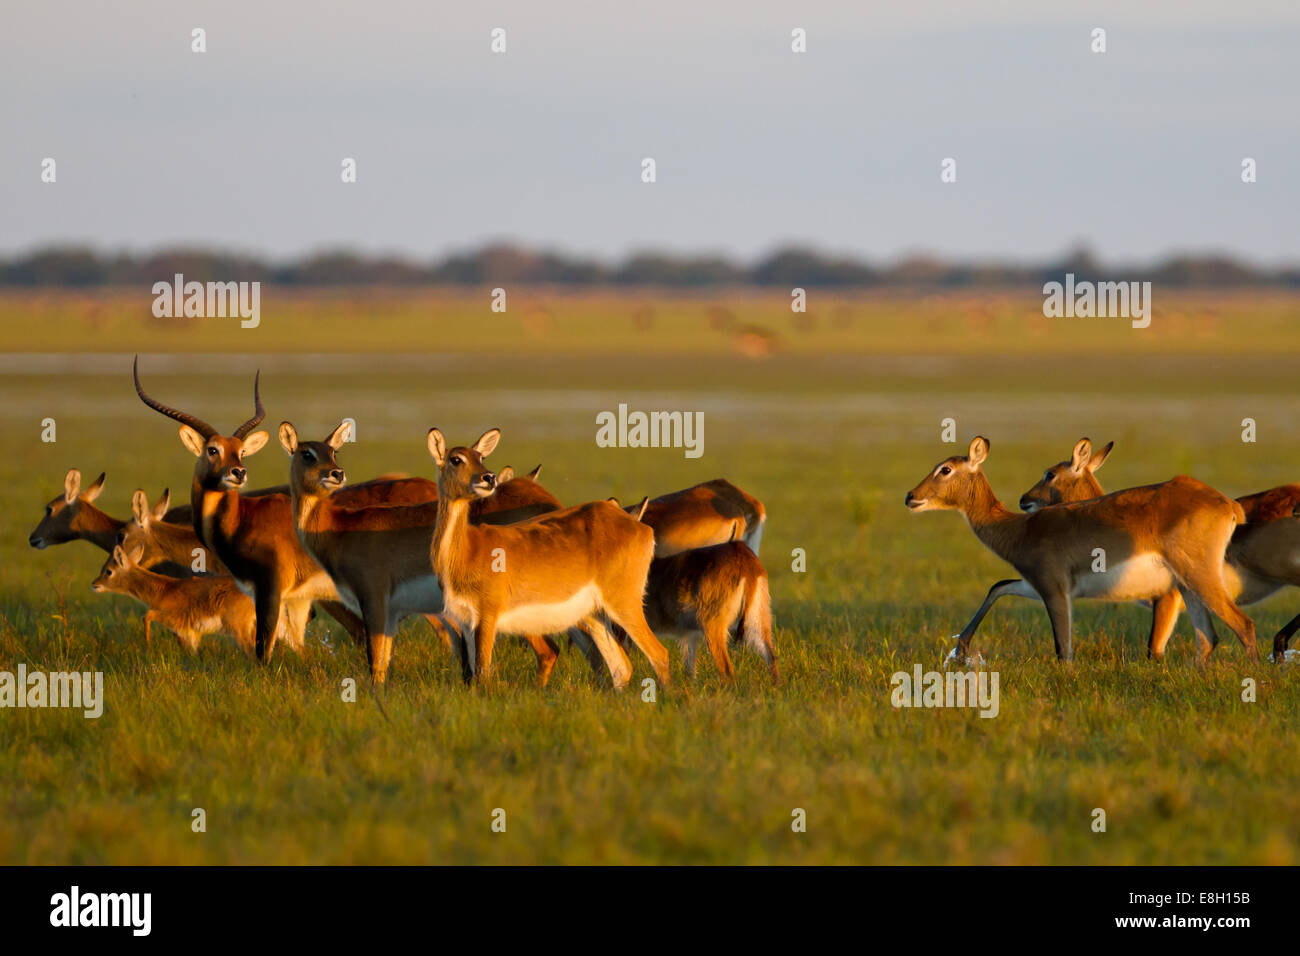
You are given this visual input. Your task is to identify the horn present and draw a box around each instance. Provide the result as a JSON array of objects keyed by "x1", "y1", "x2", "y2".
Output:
[
  {"x1": 232, "y1": 370, "x2": 265, "y2": 439},
  {"x1": 133, "y1": 356, "x2": 217, "y2": 438}
]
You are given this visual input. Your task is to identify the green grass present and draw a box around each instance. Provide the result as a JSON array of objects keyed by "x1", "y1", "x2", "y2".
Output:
[{"x1": 2, "y1": 290, "x2": 1299, "y2": 864}]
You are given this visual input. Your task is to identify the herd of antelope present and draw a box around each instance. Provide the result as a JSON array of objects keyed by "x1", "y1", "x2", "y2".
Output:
[
  {"x1": 27, "y1": 358, "x2": 778, "y2": 687},
  {"x1": 27, "y1": 359, "x2": 1299, "y2": 679},
  {"x1": 907, "y1": 436, "x2": 1300, "y2": 664}
]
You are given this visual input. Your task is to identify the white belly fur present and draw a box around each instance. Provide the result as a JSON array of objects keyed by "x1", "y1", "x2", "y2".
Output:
[
  {"x1": 1073, "y1": 553, "x2": 1175, "y2": 601},
  {"x1": 444, "y1": 582, "x2": 601, "y2": 636}
]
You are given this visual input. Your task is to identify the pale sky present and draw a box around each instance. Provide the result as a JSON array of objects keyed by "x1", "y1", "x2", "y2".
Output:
[{"x1": 2, "y1": 0, "x2": 1296, "y2": 265}]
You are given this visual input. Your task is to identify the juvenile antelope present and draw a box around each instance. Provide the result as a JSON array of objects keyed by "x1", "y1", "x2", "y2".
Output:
[
  {"x1": 118, "y1": 488, "x2": 217, "y2": 577},
  {"x1": 633, "y1": 479, "x2": 766, "y2": 557},
  {"x1": 641, "y1": 539, "x2": 778, "y2": 680},
  {"x1": 428, "y1": 428, "x2": 671, "y2": 688},
  {"x1": 92, "y1": 542, "x2": 255, "y2": 654},
  {"x1": 1011, "y1": 438, "x2": 1300, "y2": 659},
  {"x1": 905, "y1": 436, "x2": 1257, "y2": 662}
]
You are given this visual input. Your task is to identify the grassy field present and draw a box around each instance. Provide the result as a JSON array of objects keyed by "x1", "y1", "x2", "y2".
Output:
[{"x1": 2, "y1": 289, "x2": 1299, "y2": 864}]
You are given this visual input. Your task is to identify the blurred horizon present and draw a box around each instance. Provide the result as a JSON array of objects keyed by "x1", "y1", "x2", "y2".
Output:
[
  {"x1": 3, "y1": 241, "x2": 1297, "y2": 289},
  {"x1": 3, "y1": 1, "x2": 1297, "y2": 265}
]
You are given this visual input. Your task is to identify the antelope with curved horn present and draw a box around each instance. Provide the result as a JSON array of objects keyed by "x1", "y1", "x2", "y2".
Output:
[
  {"x1": 428, "y1": 428, "x2": 671, "y2": 688},
  {"x1": 905, "y1": 436, "x2": 1257, "y2": 662},
  {"x1": 133, "y1": 356, "x2": 375, "y2": 658}
]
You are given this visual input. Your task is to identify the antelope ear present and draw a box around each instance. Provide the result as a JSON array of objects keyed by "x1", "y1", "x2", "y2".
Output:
[
  {"x1": 327, "y1": 420, "x2": 352, "y2": 450},
  {"x1": 152, "y1": 489, "x2": 171, "y2": 522},
  {"x1": 180, "y1": 426, "x2": 207, "y2": 457},
  {"x1": 1089, "y1": 440, "x2": 1114, "y2": 473},
  {"x1": 527, "y1": 464, "x2": 541, "y2": 480},
  {"x1": 278, "y1": 422, "x2": 298, "y2": 455},
  {"x1": 83, "y1": 472, "x2": 106, "y2": 503},
  {"x1": 131, "y1": 489, "x2": 150, "y2": 526},
  {"x1": 967, "y1": 436, "x2": 990, "y2": 469},
  {"x1": 241, "y1": 431, "x2": 269, "y2": 457},
  {"x1": 474, "y1": 428, "x2": 501, "y2": 458},
  {"x1": 427, "y1": 428, "x2": 447, "y2": 466},
  {"x1": 497, "y1": 466, "x2": 515, "y2": 483},
  {"x1": 64, "y1": 469, "x2": 81, "y2": 504},
  {"x1": 1070, "y1": 438, "x2": 1093, "y2": 474},
  {"x1": 111, "y1": 544, "x2": 128, "y2": 566},
  {"x1": 125, "y1": 541, "x2": 145, "y2": 566}
]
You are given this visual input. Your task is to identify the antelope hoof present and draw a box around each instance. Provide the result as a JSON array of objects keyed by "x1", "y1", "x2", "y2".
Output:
[{"x1": 943, "y1": 643, "x2": 983, "y2": 670}]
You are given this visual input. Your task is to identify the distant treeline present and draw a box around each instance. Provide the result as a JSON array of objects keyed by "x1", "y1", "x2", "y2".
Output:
[{"x1": 2, "y1": 245, "x2": 1297, "y2": 289}]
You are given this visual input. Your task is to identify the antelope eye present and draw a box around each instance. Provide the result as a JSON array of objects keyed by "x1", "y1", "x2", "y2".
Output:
[
  {"x1": 207, "y1": 447, "x2": 219, "y2": 457},
  {"x1": 301, "y1": 449, "x2": 315, "y2": 461},
  {"x1": 45, "y1": 506, "x2": 52, "y2": 517},
  {"x1": 939, "y1": 465, "x2": 952, "y2": 476},
  {"x1": 450, "y1": 455, "x2": 463, "y2": 466},
  {"x1": 1044, "y1": 470, "x2": 1054, "y2": 481}
]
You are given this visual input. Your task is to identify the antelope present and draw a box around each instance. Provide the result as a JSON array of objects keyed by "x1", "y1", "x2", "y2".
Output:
[
  {"x1": 641, "y1": 539, "x2": 778, "y2": 680},
  {"x1": 905, "y1": 436, "x2": 1257, "y2": 662},
  {"x1": 29, "y1": 469, "x2": 198, "y2": 577},
  {"x1": 633, "y1": 479, "x2": 766, "y2": 557},
  {"x1": 30, "y1": 469, "x2": 120, "y2": 554},
  {"x1": 1009, "y1": 438, "x2": 1300, "y2": 660},
  {"x1": 92, "y1": 542, "x2": 255, "y2": 654},
  {"x1": 428, "y1": 427, "x2": 671, "y2": 688},
  {"x1": 279, "y1": 420, "x2": 612, "y2": 685},
  {"x1": 119, "y1": 482, "x2": 434, "y2": 582},
  {"x1": 119, "y1": 488, "x2": 217, "y2": 577},
  {"x1": 133, "y1": 357, "x2": 375, "y2": 658}
]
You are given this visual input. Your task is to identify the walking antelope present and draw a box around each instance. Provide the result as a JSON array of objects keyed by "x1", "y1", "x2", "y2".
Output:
[
  {"x1": 1009, "y1": 438, "x2": 1300, "y2": 659},
  {"x1": 278, "y1": 420, "x2": 578, "y2": 684},
  {"x1": 92, "y1": 542, "x2": 255, "y2": 654},
  {"x1": 633, "y1": 479, "x2": 766, "y2": 557},
  {"x1": 905, "y1": 436, "x2": 1257, "y2": 662},
  {"x1": 428, "y1": 428, "x2": 671, "y2": 688},
  {"x1": 641, "y1": 539, "x2": 778, "y2": 680}
]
